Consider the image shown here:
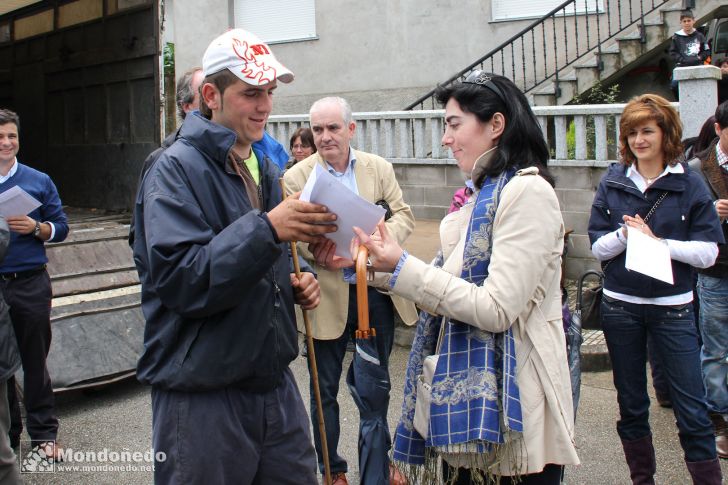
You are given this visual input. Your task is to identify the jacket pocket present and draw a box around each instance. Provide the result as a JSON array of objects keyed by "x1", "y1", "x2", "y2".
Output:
[
  {"x1": 518, "y1": 356, "x2": 545, "y2": 414},
  {"x1": 175, "y1": 320, "x2": 204, "y2": 367}
]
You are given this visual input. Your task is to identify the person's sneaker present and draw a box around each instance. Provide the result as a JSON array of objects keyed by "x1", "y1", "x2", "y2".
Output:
[
  {"x1": 37, "y1": 441, "x2": 64, "y2": 462},
  {"x1": 332, "y1": 472, "x2": 349, "y2": 485}
]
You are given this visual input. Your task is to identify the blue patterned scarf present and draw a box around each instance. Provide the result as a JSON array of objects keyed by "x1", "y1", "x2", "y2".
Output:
[{"x1": 392, "y1": 169, "x2": 522, "y2": 477}]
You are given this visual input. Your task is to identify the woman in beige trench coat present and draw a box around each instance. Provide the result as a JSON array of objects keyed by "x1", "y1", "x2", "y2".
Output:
[{"x1": 350, "y1": 73, "x2": 580, "y2": 484}]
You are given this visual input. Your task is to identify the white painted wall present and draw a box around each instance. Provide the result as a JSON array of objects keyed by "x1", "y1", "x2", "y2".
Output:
[
  {"x1": 166, "y1": 0, "x2": 546, "y2": 113},
  {"x1": 165, "y1": 0, "x2": 231, "y2": 75}
]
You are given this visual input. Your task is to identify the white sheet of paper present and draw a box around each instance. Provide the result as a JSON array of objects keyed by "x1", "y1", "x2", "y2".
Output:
[
  {"x1": 299, "y1": 164, "x2": 386, "y2": 259},
  {"x1": 0, "y1": 186, "x2": 42, "y2": 218},
  {"x1": 625, "y1": 226, "x2": 674, "y2": 285}
]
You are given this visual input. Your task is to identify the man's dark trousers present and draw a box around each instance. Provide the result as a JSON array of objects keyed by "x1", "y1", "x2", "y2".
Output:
[
  {"x1": 308, "y1": 285, "x2": 395, "y2": 474},
  {"x1": 151, "y1": 368, "x2": 318, "y2": 484},
  {"x1": 1, "y1": 270, "x2": 57, "y2": 445}
]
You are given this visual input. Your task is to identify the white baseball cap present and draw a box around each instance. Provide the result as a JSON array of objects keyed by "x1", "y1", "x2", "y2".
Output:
[{"x1": 202, "y1": 29, "x2": 294, "y2": 86}]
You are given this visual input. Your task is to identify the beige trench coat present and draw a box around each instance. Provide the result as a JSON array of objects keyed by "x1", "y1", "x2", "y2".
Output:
[{"x1": 390, "y1": 167, "x2": 580, "y2": 475}]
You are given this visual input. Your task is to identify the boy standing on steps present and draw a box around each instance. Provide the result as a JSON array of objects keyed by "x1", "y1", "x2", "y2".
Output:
[{"x1": 669, "y1": 9, "x2": 711, "y2": 99}]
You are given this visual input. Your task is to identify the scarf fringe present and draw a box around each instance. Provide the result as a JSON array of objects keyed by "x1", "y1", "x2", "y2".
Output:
[{"x1": 392, "y1": 438, "x2": 526, "y2": 485}]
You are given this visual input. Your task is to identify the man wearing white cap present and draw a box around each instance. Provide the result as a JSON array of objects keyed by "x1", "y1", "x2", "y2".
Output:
[{"x1": 132, "y1": 29, "x2": 334, "y2": 484}]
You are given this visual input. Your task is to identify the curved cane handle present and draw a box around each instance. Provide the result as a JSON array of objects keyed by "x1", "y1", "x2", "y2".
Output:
[{"x1": 355, "y1": 245, "x2": 375, "y2": 338}]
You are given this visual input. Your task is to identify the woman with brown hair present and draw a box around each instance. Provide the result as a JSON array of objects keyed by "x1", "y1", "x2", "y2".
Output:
[
  {"x1": 287, "y1": 127, "x2": 316, "y2": 169},
  {"x1": 588, "y1": 94, "x2": 724, "y2": 484}
]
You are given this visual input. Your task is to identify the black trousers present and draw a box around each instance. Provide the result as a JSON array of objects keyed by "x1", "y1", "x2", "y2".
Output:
[
  {"x1": 442, "y1": 462, "x2": 564, "y2": 485},
  {"x1": 1, "y1": 270, "x2": 57, "y2": 444}
]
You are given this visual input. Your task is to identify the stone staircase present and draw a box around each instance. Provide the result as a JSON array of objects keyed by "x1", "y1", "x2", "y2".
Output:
[{"x1": 532, "y1": 0, "x2": 726, "y2": 105}]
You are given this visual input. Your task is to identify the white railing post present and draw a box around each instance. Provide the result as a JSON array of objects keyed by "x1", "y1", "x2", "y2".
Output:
[
  {"x1": 398, "y1": 118, "x2": 412, "y2": 158},
  {"x1": 383, "y1": 119, "x2": 395, "y2": 158},
  {"x1": 413, "y1": 119, "x2": 426, "y2": 158},
  {"x1": 431, "y1": 117, "x2": 443, "y2": 159},
  {"x1": 267, "y1": 104, "x2": 638, "y2": 164},
  {"x1": 594, "y1": 115, "x2": 608, "y2": 161},
  {"x1": 555, "y1": 116, "x2": 568, "y2": 159}
]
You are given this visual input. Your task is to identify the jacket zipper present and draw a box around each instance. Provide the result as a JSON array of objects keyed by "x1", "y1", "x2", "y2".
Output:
[{"x1": 271, "y1": 268, "x2": 281, "y2": 377}]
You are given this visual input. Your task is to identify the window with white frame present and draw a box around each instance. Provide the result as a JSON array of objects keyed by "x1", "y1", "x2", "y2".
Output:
[
  {"x1": 492, "y1": 0, "x2": 603, "y2": 22},
  {"x1": 234, "y1": 0, "x2": 316, "y2": 44}
]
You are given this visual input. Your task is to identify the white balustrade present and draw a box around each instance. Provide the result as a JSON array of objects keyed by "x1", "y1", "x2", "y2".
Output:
[{"x1": 267, "y1": 103, "x2": 649, "y2": 165}]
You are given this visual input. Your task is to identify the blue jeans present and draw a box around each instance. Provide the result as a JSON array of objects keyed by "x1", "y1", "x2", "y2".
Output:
[
  {"x1": 601, "y1": 295, "x2": 716, "y2": 462},
  {"x1": 698, "y1": 274, "x2": 728, "y2": 415},
  {"x1": 308, "y1": 285, "x2": 395, "y2": 474}
]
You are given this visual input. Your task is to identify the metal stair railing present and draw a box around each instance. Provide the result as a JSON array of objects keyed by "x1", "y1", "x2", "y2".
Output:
[{"x1": 405, "y1": 0, "x2": 673, "y2": 110}]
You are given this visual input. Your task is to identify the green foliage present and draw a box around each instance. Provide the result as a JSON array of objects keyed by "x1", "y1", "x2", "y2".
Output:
[
  {"x1": 572, "y1": 80, "x2": 620, "y2": 105},
  {"x1": 163, "y1": 43, "x2": 175, "y2": 74},
  {"x1": 566, "y1": 121, "x2": 576, "y2": 159},
  {"x1": 566, "y1": 81, "x2": 620, "y2": 159}
]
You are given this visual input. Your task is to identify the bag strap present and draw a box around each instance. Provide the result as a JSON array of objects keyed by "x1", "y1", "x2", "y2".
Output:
[
  {"x1": 602, "y1": 190, "x2": 669, "y2": 273},
  {"x1": 435, "y1": 318, "x2": 447, "y2": 354},
  {"x1": 643, "y1": 191, "x2": 668, "y2": 224}
]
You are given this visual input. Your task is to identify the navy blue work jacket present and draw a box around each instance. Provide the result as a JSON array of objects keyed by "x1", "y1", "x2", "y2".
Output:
[{"x1": 588, "y1": 162, "x2": 724, "y2": 298}]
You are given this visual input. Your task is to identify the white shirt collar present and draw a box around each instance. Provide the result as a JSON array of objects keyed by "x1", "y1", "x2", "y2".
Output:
[
  {"x1": 716, "y1": 142, "x2": 728, "y2": 169},
  {"x1": 626, "y1": 163, "x2": 683, "y2": 193},
  {"x1": 0, "y1": 158, "x2": 18, "y2": 184}
]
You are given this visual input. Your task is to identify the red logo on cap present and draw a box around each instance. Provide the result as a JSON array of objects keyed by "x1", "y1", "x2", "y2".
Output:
[{"x1": 231, "y1": 39, "x2": 277, "y2": 84}]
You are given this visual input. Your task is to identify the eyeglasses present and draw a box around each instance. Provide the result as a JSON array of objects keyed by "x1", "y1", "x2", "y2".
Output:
[
  {"x1": 292, "y1": 144, "x2": 311, "y2": 150},
  {"x1": 463, "y1": 70, "x2": 507, "y2": 104}
]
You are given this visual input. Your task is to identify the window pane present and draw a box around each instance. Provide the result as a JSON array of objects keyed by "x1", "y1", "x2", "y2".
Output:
[{"x1": 234, "y1": 0, "x2": 316, "y2": 44}]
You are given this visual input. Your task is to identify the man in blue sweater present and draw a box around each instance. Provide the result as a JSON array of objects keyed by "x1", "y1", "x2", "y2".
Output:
[{"x1": 0, "y1": 109, "x2": 68, "y2": 460}]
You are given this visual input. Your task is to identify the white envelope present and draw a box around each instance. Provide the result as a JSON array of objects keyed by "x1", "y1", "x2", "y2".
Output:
[
  {"x1": 299, "y1": 164, "x2": 386, "y2": 259},
  {"x1": 0, "y1": 186, "x2": 42, "y2": 218},
  {"x1": 625, "y1": 226, "x2": 674, "y2": 285}
]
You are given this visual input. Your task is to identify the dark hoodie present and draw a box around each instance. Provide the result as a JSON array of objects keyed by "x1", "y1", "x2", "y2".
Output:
[{"x1": 669, "y1": 28, "x2": 710, "y2": 67}]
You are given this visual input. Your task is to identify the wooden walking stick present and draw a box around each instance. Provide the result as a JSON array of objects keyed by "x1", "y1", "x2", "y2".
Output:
[{"x1": 279, "y1": 179, "x2": 332, "y2": 485}]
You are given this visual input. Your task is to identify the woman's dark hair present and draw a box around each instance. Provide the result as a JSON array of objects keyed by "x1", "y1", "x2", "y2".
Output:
[
  {"x1": 685, "y1": 116, "x2": 718, "y2": 159},
  {"x1": 289, "y1": 127, "x2": 316, "y2": 153},
  {"x1": 434, "y1": 73, "x2": 553, "y2": 187}
]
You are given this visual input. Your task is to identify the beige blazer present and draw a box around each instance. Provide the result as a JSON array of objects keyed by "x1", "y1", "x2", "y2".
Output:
[
  {"x1": 283, "y1": 149, "x2": 417, "y2": 340},
  {"x1": 390, "y1": 168, "x2": 580, "y2": 475}
]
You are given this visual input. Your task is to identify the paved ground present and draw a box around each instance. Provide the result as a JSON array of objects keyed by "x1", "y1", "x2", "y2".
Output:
[
  {"x1": 16, "y1": 219, "x2": 727, "y2": 484},
  {"x1": 16, "y1": 349, "x2": 728, "y2": 484}
]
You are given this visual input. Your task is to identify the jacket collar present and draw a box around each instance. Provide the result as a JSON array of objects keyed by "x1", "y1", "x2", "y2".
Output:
[
  {"x1": 470, "y1": 147, "x2": 498, "y2": 189},
  {"x1": 179, "y1": 112, "x2": 238, "y2": 168},
  {"x1": 701, "y1": 139, "x2": 728, "y2": 200},
  {"x1": 604, "y1": 162, "x2": 687, "y2": 196}
]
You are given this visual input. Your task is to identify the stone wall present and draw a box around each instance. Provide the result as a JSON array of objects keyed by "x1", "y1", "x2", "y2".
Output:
[{"x1": 390, "y1": 158, "x2": 608, "y2": 280}]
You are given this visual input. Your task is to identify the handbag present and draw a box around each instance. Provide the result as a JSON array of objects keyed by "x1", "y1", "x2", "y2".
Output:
[
  {"x1": 580, "y1": 191, "x2": 669, "y2": 330},
  {"x1": 413, "y1": 318, "x2": 446, "y2": 438}
]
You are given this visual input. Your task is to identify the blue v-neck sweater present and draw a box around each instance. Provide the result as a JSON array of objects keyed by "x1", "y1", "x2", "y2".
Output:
[{"x1": 0, "y1": 162, "x2": 68, "y2": 273}]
